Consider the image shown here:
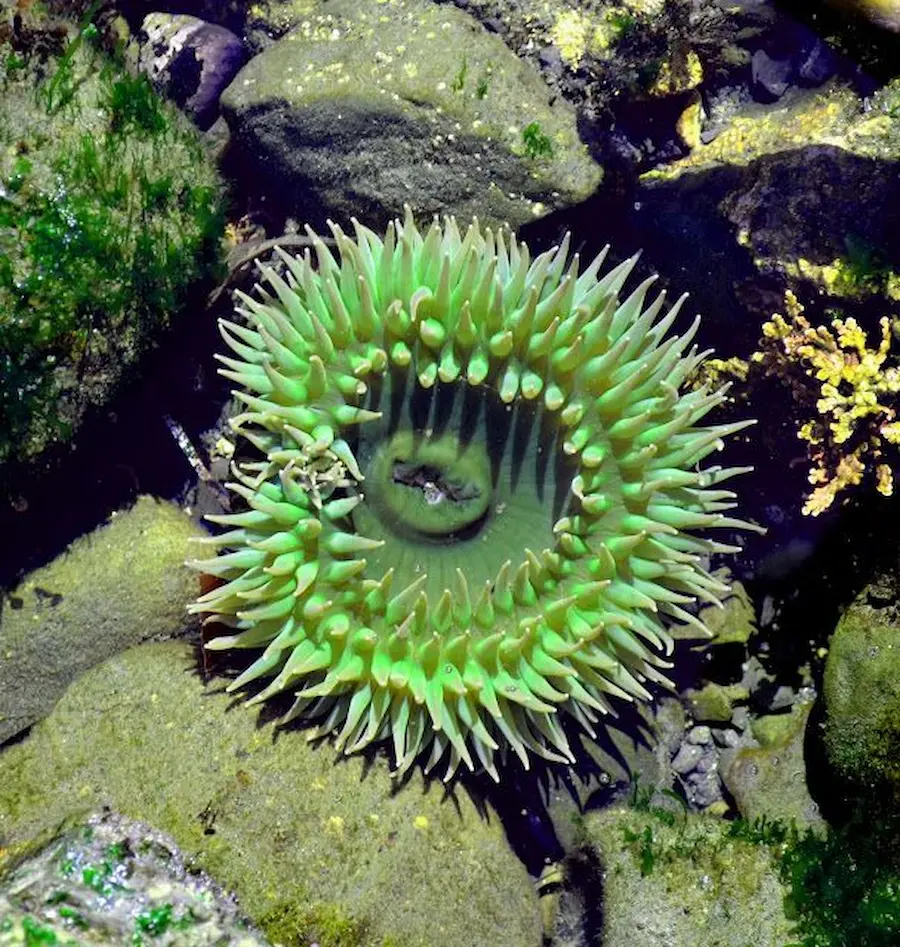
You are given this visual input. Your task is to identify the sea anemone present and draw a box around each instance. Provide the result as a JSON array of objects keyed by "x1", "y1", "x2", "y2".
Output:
[{"x1": 189, "y1": 207, "x2": 754, "y2": 782}]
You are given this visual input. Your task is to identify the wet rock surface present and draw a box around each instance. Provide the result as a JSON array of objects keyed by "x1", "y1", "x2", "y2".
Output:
[
  {"x1": 139, "y1": 14, "x2": 248, "y2": 130},
  {"x1": 823, "y1": 569, "x2": 900, "y2": 796}
]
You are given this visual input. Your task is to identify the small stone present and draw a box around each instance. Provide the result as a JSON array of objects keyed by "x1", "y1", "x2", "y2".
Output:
[
  {"x1": 687, "y1": 725, "x2": 713, "y2": 745},
  {"x1": 751, "y1": 49, "x2": 794, "y2": 103},
  {"x1": 797, "y1": 38, "x2": 837, "y2": 86},
  {"x1": 685, "y1": 683, "x2": 734, "y2": 723},
  {"x1": 671, "y1": 743, "x2": 704, "y2": 775},
  {"x1": 752, "y1": 680, "x2": 796, "y2": 714},
  {"x1": 538, "y1": 46, "x2": 562, "y2": 69},
  {"x1": 712, "y1": 727, "x2": 740, "y2": 749}
]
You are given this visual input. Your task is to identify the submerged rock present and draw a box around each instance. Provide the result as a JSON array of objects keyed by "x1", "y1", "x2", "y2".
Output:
[
  {"x1": 720, "y1": 701, "x2": 823, "y2": 829},
  {"x1": 139, "y1": 14, "x2": 248, "y2": 130},
  {"x1": 823, "y1": 576, "x2": 900, "y2": 797},
  {"x1": 0, "y1": 497, "x2": 203, "y2": 746},
  {"x1": 566, "y1": 806, "x2": 794, "y2": 947},
  {"x1": 0, "y1": 811, "x2": 268, "y2": 945},
  {"x1": 0, "y1": 643, "x2": 542, "y2": 947},
  {"x1": 219, "y1": 0, "x2": 601, "y2": 231}
]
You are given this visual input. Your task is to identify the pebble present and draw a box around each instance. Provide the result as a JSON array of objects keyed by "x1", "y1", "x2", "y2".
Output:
[
  {"x1": 686, "y1": 725, "x2": 713, "y2": 745},
  {"x1": 671, "y1": 743, "x2": 704, "y2": 775}
]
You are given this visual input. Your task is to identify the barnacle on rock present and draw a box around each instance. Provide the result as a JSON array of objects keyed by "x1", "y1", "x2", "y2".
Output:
[{"x1": 189, "y1": 207, "x2": 755, "y2": 781}]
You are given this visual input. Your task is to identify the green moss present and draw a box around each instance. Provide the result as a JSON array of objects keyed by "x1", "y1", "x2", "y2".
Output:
[
  {"x1": 823, "y1": 601, "x2": 900, "y2": 791},
  {"x1": 599, "y1": 801, "x2": 900, "y2": 946},
  {"x1": 578, "y1": 805, "x2": 794, "y2": 945},
  {"x1": 260, "y1": 902, "x2": 371, "y2": 947},
  {"x1": 733, "y1": 812, "x2": 900, "y2": 947},
  {"x1": 0, "y1": 19, "x2": 224, "y2": 464},
  {"x1": 521, "y1": 120, "x2": 554, "y2": 159}
]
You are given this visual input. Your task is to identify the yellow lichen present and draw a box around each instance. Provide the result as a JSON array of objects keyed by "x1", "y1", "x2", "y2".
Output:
[
  {"x1": 642, "y1": 86, "x2": 856, "y2": 180},
  {"x1": 649, "y1": 50, "x2": 703, "y2": 97},
  {"x1": 548, "y1": 6, "x2": 632, "y2": 67},
  {"x1": 753, "y1": 291, "x2": 900, "y2": 514}
]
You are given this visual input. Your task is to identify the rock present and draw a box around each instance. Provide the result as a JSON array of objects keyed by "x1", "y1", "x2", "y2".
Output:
[
  {"x1": 140, "y1": 14, "x2": 248, "y2": 130},
  {"x1": 721, "y1": 701, "x2": 823, "y2": 829},
  {"x1": 0, "y1": 811, "x2": 269, "y2": 945},
  {"x1": 822, "y1": 585, "x2": 900, "y2": 794},
  {"x1": 712, "y1": 727, "x2": 740, "y2": 749},
  {"x1": 796, "y1": 39, "x2": 838, "y2": 87},
  {"x1": 752, "y1": 683, "x2": 796, "y2": 715},
  {"x1": 678, "y1": 744, "x2": 723, "y2": 810},
  {"x1": 0, "y1": 643, "x2": 542, "y2": 947},
  {"x1": 696, "y1": 579, "x2": 757, "y2": 646},
  {"x1": 671, "y1": 743, "x2": 704, "y2": 775},
  {"x1": 568, "y1": 807, "x2": 794, "y2": 946},
  {"x1": 0, "y1": 496, "x2": 203, "y2": 746},
  {"x1": 720, "y1": 145, "x2": 900, "y2": 302},
  {"x1": 684, "y1": 683, "x2": 745, "y2": 724},
  {"x1": 750, "y1": 49, "x2": 793, "y2": 103},
  {"x1": 219, "y1": 0, "x2": 601, "y2": 231},
  {"x1": 687, "y1": 726, "x2": 713, "y2": 745}
]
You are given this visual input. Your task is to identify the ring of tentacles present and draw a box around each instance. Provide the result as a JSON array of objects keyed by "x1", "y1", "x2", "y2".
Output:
[{"x1": 189, "y1": 207, "x2": 754, "y2": 782}]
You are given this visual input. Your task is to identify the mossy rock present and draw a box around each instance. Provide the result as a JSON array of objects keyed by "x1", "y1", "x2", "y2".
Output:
[
  {"x1": 721, "y1": 702, "x2": 823, "y2": 830},
  {"x1": 0, "y1": 27, "x2": 224, "y2": 466},
  {"x1": 823, "y1": 589, "x2": 900, "y2": 795},
  {"x1": 220, "y1": 0, "x2": 601, "y2": 231},
  {"x1": 684, "y1": 682, "x2": 746, "y2": 724},
  {"x1": 0, "y1": 642, "x2": 542, "y2": 947},
  {"x1": 0, "y1": 496, "x2": 203, "y2": 745},
  {"x1": 567, "y1": 806, "x2": 794, "y2": 947}
]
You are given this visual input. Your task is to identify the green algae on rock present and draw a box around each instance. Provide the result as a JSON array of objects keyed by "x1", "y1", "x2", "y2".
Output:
[
  {"x1": 823, "y1": 576, "x2": 900, "y2": 797},
  {"x1": 721, "y1": 701, "x2": 823, "y2": 830},
  {"x1": 0, "y1": 643, "x2": 543, "y2": 947},
  {"x1": 0, "y1": 29, "x2": 223, "y2": 466},
  {"x1": 567, "y1": 805, "x2": 794, "y2": 947},
  {"x1": 189, "y1": 208, "x2": 757, "y2": 781},
  {"x1": 0, "y1": 811, "x2": 269, "y2": 946}
]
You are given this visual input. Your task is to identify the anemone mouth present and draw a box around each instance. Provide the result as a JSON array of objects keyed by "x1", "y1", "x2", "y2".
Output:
[
  {"x1": 188, "y1": 207, "x2": 756, "y2": 783},
  {"x1": 351, "y1": 374, "x2": 576, "y2": 598}
]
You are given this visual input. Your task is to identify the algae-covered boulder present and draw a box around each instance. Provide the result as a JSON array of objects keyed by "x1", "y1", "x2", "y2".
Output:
[
  {"x1": 0, "y1": 23, "x2": 223, "y2": 467},
  {"x1": 823, "y1": 582, "x2": 900, "y2": 796},
  {"x1": 0, "y1": 497, "x2": 203, "y2": 746},
  {"x1": 721, "y1": 701, "x2": 823, "y2": 829},
  {"x1": 568, "y1": 806, "x2": 794, "y2": 947},
  {"x1": 0, "y1": 642, "x2": 543, "y2": 947},
  {"x1": 220, "y1": 0, "x2": 601, "y2": 231}
]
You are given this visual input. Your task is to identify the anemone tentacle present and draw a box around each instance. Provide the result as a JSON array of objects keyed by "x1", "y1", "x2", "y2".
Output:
[{"x1": 189, "y1": 207, "x2": 756, "y2": 782}]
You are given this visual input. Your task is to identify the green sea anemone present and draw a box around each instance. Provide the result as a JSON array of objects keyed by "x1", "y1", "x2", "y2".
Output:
[{"x1": 189, "y1": 208, "x2": 755, "y2": 782}]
